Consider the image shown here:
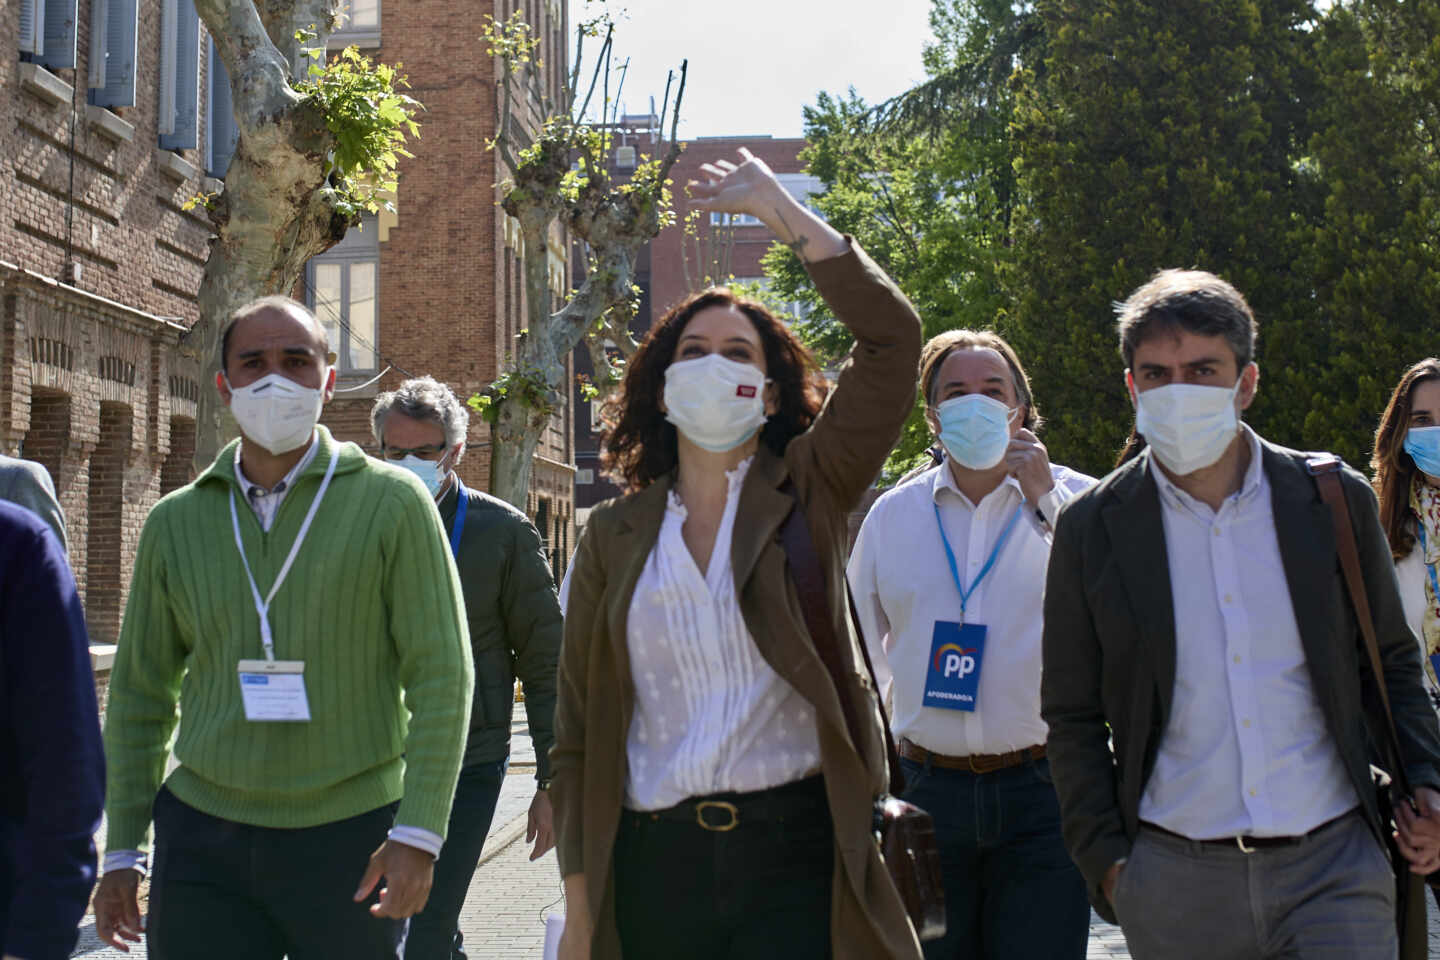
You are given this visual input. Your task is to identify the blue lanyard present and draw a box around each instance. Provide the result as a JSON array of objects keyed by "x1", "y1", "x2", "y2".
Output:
[
  {"x1": 1420, "y1": 524, "x2": 1440, "y2": 602},
  {"x1": 934, "y1": 501, "x2": 1025, "y2": 621},
  {"x1": 449, "y1": 478, "x2": 468, "y2": 560}
]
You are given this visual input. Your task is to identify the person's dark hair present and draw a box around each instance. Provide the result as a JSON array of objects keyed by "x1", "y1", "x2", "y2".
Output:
[
  {"x1": 1115, "y1": 269, "x2": 1257, "y2": 371},
  {"x1": 601, "y1": 288, "x2": 828, "y2": 491},
  {"x1": 219, "y1": 296, "x2": 331, "y2": 373},
  {"x1": 917, "y1": 329, "x2": 1041, "y2": 431},
  {"x1": 1372, "y1": 357, "x2": 1440, "y2": 560}
]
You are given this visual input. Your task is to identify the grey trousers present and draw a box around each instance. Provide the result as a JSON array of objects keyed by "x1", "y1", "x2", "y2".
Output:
[{"x1": 1112, "y1": 810, "x2": 1397, "y2": 960}]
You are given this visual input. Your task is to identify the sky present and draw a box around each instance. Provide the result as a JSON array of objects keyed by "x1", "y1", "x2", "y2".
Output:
[{"x1": 568, "y1": 0, "x2": 937, "y2": 140}]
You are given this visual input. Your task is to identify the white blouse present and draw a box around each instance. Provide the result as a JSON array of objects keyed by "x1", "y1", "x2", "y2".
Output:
[{"x1": 622, "y1": 457, "x2": 822, "y2": 811}]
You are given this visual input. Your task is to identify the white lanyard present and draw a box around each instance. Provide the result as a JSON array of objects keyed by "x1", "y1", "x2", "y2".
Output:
[{"x1": 229, "y1": 447, "x2": 340, "y2": 661}]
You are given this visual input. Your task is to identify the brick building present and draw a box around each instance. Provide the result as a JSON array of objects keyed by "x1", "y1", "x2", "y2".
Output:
[
  {"x1": 4, "y1": 0, "x2": 217, "y2": 669},
  {"x1": 3, "y1": 0, "x2": 575, "y2": 671},
  {"x1": 312, "y1": 0, "x2": 576, "y2": 584},
  {"x1": 572, "y1": 133, "x2": 810, "y2": 518}
]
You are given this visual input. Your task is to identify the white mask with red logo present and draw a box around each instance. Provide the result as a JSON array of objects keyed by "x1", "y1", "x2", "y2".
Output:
[{"x1": 662, "y1": 353, "x2": 770, "y2": 452}]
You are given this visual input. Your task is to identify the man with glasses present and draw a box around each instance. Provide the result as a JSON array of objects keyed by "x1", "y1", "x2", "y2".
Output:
[{"x1": 371, "y1": 376, "x2": 562, "y2": 960}]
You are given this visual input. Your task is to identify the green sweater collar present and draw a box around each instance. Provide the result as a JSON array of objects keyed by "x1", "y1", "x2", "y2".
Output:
[{"x1": 195, "y1": 425, "x2": 368, "y2": 493}]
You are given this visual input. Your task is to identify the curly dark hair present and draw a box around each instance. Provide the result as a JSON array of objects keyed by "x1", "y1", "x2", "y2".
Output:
[{"x1": 601, "y1": 289, "x2": 829, "y2": 491}]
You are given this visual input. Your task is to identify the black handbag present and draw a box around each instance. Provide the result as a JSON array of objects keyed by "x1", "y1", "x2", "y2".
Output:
[
  {"x1": 777, "y1": 480, "x2": 947, "y2": 942},
  {"x1": 1310, "y1": 456, "x2": 1427, "y2": 960}
]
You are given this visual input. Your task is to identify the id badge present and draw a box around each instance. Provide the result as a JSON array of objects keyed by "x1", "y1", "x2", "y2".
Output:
[
  {"x1": 923, "y1": 622, "x2": 986, "y2": 712},
  {"x1": 237, "y1": 659, "x2": 311, "y2": 722},
  {"x1": 1429, "y1": 652, "x2": 1440, "y2": 687}
]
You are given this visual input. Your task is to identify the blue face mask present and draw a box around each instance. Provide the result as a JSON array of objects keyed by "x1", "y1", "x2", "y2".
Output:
[
  {"x1": 935, "y1": 394, "x2": 1017, "y2": 471},
  {"x1": 397, "y1": 454, "x2": 447, "y2": 497},
  {"x1": 1405, "y1": 427, "x2": 1440, "y2": 478}
]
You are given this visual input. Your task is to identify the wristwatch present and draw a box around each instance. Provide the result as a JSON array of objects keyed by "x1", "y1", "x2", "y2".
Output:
[{"x1": 536, "y1": 778, "x2": 553, "y2": 791}]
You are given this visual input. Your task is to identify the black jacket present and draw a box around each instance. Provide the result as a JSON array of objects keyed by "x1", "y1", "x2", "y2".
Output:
[
  {"x1": 1041, "y1": 437, "x2": 1440, "y2": 922},
  {"x1": 437, "y1": 482, "x2": 561, "y2": 779}
]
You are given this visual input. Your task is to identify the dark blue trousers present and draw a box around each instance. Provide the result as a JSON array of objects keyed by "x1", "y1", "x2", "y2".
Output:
[
  {"x1": 403, "y1": 759, "x2": 508, "y2": 960},
  {"x1": 901, "y1": 755, "x2": 1089, "y2": 960}
]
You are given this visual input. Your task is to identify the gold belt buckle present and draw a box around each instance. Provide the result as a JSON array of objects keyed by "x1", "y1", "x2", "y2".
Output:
[{"x1": 695, "y1": 800, "x2": 740, "y2": 832}]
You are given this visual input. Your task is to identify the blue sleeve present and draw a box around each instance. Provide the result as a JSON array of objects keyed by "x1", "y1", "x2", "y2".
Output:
[{"x1": 2, "y1": 518, "x2": 104, "y2": 960}]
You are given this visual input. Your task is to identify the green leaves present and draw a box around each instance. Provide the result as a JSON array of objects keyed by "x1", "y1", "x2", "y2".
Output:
[{"x1": 292, "y1": 33, "x2": 422, "y2": 219}]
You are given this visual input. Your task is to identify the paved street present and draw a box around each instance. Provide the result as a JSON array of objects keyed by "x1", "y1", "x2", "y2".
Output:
[{"x1": 67, "y1": 702, "x2": 1440, "y2": 957}]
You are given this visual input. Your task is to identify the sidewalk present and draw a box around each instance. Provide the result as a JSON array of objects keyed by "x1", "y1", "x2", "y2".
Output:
[{"x1": 68, "y1": 703, "x2": 1440, "y2": 957}]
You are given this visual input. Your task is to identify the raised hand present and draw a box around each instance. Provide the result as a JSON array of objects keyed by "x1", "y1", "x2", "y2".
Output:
[{"x1": 687, "y1": 149, "x2": 846, "y2": 263}]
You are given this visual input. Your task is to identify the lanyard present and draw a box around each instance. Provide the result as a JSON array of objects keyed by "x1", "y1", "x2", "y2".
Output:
[
  {"x1": 230, "y1": 447, "x2": 340, "y2": 661},
  {"x1": 934, "y1": 500, "x2": 1025, "y2": 622},
  {"x1": 449, "y1": 478, "x2": 468, "y2": 560}
]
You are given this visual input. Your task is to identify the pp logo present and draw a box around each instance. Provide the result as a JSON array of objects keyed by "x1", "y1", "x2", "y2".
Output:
[
  {"x1": 933, "y1": 643, "x2": 977, "y2": 680},
  {"x1": 736, "y1": 385, "x2": 757, "y2": 398}
]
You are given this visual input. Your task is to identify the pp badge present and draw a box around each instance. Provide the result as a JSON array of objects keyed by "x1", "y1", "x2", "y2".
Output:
[
  {"x1": 923, "y1": 622, "x2": 985, "y2": 712},
  {"x1": 237, "y1": 659, "x2": 311, "y2": 722}
]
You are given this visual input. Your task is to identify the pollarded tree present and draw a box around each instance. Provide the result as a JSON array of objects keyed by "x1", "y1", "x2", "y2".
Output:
[
  {"x1": 186, "y1": 0, "x2": 419, "y2": 466},
  {"x1": 476, "y1": 12, "x2": 686, "y2": 507}
]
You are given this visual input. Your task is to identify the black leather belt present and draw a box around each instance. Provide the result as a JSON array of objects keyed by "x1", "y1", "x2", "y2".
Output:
[
  {"x1": 1140, "y1": 809, "x2": 1356, "y2": 853},
  {"x1": 622, "y1": 775, "x2": 828, "y2": 833}
]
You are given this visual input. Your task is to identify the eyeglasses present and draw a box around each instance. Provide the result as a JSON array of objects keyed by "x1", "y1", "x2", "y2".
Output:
[{"x1": 381, "y1": 443, "x2": 447, "y2": 461}]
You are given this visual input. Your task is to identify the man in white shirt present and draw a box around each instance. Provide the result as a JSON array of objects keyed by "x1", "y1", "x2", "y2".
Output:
[
  {"x1": 1042, "y1": 269, "x2": 1440, "y2": 959},
  {"x1": 849, "y1": 330, "x2": 1094, "y2": 959}
]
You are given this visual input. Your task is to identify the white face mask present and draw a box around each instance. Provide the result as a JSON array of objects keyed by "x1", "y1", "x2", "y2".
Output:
[
  {"x1": 225, "y1": 372, "x2": 327, "y2": 456},
  {"x1": 662, "y1": 354, "x2": 769, "y2": 453},
  {"x1": 1134, "y1": 376, "x2": 1244, "y2": 476}
]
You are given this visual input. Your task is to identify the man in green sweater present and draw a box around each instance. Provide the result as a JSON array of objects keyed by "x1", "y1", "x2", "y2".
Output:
[
  {"x1": 371, "y1": 376, "x2": 562, "y2": 960},
  {"x1": 93, "y1": 297, "x2": 474, "y2": 960}
]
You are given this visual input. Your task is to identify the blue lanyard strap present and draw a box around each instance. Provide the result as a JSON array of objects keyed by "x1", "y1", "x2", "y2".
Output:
[
  {"x1": 934, "y1": 500, "x2": 1025, "y2": 620},
  {"x1": 449, "y1": 478, "x2": 468, "y2": 560}
]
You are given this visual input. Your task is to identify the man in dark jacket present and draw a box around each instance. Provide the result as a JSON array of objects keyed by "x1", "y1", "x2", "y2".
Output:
[
  {"x1": 0, "y1": 500, "x2": 104, "y2": 960},
  {"x1": 1042, "y1": 269, "x2": 1440, "y2": 960},
  {"x1": 372, "y1": 376, "x2": 562, "y2": 960}
]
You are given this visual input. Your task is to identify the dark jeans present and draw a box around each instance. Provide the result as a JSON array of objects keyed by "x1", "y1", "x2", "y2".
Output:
[
  {"x1": 901, "y1": 755, "x2": 1089, "y2": 960},
  {"x1": 613, "y1": 776, "x2": 834, "y2": 960},
  {"x1": 147, "y1": 786, "x2": 403, "y2": 960},
  {"x1": 403, "y1": 758, "x2": 508, "y2": 960}
]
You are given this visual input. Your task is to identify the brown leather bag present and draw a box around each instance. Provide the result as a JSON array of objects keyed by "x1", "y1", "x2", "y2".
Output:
[
  {"x1": 1309, "y1": 456, "x2": 1426, "y2": 960},
  {"x1": 778, "y1": 480, "x2": 947, "y2": 942}
]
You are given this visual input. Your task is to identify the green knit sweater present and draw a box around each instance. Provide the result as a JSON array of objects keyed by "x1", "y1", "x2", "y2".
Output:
[{"x1": 102, "y1": 426, "x2": 474, "y2": 852}]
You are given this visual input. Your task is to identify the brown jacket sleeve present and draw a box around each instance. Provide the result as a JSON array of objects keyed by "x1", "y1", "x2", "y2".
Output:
[
  {"x1": 551, "y1": 512, "x2": 607, "y2": 876},
  {"x1": 787, "y1": 239, "x2": 923, "y2": 511}
]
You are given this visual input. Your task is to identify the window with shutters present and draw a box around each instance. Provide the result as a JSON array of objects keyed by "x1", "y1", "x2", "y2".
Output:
[
  {"x1": 330, "y1": 0, "x2": 379, "y2": 48},
  {"x1": 305, "y1": 219, "x2": 380, "y2": 376},
  {"x1": 19, "y1": 0, "x2": 78, "y2": 69},
  {"x1": 205, "y1": 37, "x2": 237, "y2": 177},
  {"x1": 88, "y1": 0, "x2": 138, "y2": 107},
  {"x1": 157, "y1": 0, "x2": 200, "y2": 150}
]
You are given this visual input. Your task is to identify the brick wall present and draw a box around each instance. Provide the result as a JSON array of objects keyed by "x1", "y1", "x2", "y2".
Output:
[{"x1": 318, "y1": 0, "x2": 575, "y2": 558}]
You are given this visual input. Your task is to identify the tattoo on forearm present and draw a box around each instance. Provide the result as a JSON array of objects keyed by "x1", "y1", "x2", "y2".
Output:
[{"x1": 773, "y1": 206, "x2": 810, "y2": 259}]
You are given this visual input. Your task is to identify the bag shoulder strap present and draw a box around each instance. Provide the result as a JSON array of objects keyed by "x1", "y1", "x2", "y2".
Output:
[
  {"x1": 1307, "y1": 454, "x2": 1413, "y2": 797},
  {"x1": 777, "y1": 479, "x2": 905, "y2": 797}
]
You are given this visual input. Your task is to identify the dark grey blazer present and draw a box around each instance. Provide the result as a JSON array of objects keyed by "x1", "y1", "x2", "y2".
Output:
[{"x1": 1041, "y1": 436, "x2": 1440, "y2": 921}]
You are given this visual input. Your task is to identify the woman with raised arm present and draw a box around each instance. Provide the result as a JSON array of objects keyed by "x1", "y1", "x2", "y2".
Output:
[{"x1": 551, "y1": 149, "x2": 924, "y2": 960}]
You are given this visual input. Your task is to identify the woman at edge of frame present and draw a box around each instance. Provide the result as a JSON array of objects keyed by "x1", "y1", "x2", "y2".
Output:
[
  {"x1": 551, "y1": 149, "x2": 925, "y2": 960},
  {"x1": 1374, "y1": 358, "x2": 1440, "y2": 720}
]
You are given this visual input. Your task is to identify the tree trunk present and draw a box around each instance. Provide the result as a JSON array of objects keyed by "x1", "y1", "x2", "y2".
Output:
[{"x1": 186, "y1": 0, "x2": 348, "y2": 468}]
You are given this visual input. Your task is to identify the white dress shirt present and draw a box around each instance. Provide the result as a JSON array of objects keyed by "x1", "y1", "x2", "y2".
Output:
[
  {"x1": 104, "y1": 433, "x2": 443, "y2": 874},
  {"x1": 621, "y1": 456, "x2": 822, "y2": 811},
  {"x1": 848, "y1": 459, "x2": 1093, "y2": 757},
  {"x1": 1139, "y1": 426, "x2": 1358, "y2": 839}
]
